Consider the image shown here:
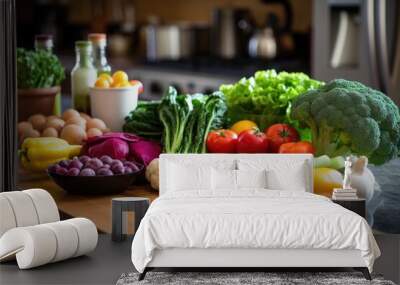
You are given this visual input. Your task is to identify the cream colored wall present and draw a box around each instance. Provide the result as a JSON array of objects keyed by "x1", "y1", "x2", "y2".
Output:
[
  {"x1": 67, "y1": 0, "x2": 312, "y2": 32},
  {"x1": 133, "y1": 0, "x2": 312, "y2": 32}
]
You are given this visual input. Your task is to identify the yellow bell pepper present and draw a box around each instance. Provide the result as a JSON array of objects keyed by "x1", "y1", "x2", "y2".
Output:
[
  {"x1": 19, "y1": 137, "x2": 82, "y2": 171},
  {"x1": 313, "y1": 167, "x2": 343, "y2": 197}
]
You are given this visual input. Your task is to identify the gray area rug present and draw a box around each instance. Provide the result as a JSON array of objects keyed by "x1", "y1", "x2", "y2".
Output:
[{"x1": 116, "y1": 272, "x2": 395, "y2": 285}]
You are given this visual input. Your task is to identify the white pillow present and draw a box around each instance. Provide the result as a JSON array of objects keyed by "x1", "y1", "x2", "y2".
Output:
[
  {"x1": 237, "y1": 159, "x2": 309, "y2": 191},
  {"x1": 266, "y1": 163, "x2": 307, "y2": 191},
  {"x1": 212, "y1": 168, "x2": 237, "y2": 191},
  {"x1": 167, "y1": 162, "x2": 212, "y2": 192},
  {"x1": 236, "y1": 169, "x2": 267, "y2": 189}
]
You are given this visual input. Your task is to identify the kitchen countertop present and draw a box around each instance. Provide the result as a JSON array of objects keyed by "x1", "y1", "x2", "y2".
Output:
[
  {"x1": 16, "y1": 175, "x2": 159, "y2": 233},
  {"x1": 59, "y1": 54, "x2": 309, "y2": 78}
]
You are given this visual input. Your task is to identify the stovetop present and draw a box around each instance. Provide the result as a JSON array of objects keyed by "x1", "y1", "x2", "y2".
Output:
[{"x1": 138, "y1": 56, "x2": 309, "y2": 77}]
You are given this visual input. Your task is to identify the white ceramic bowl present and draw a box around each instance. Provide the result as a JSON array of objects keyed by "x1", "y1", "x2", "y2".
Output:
[{"x1": 90, "y1": 86, "x2": 139, "y2": 131}]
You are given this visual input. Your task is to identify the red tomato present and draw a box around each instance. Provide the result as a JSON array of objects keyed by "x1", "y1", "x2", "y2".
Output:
[
  {"x1": 278, "y1": 141, "x2": 315, "y2": 154},
  {"x1": 265, "y1": 123, "x2": 300, "y2": 153},
  {"x1": 236, "y1": 129, "x2": 269, "y2": 153},
  {"x1": 206, "y1": 129, "x2": 238, "y2": 153},
  {"x1": 130, "y1": 80, "x2": 144, "y2": 94}
]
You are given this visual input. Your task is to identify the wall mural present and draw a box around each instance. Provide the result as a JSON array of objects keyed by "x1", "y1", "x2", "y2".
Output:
[
  {"x1": 369, "y1": 159, "x2": 400, "y2": 234},
  {"x1": 5, "y1": 1, "x2": 400, "y2": 237}
]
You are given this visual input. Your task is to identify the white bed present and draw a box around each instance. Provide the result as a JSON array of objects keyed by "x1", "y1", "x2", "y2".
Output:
[{"x1": 131, "y1": 154, "x2": 380, "y2": 280}]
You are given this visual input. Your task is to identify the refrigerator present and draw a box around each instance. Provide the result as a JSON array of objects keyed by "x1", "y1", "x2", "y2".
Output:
[
  {"x1": 312, "y1": 0, "x2": 400, "y2": 106},
  {"x1": 313, "y1": 2, "x2": 400, "y2": 282}
]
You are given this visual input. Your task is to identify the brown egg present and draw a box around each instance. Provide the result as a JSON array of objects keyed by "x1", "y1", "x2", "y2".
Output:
[
  {"x1": 28, "y1": 114, "x2": 47, "y2": 131},
  {"x1": 20, "y1": 128, "x2": 40, "y2": 142},
  {"x1": 87, "y1": 118, "x2": 107, "y2": 131},
  {"x1": 60, "y1": 124, "x2": 87, "y2": 145},
  {"x1": 46, "y1": 118, "x2": 65, "y2": 131},
  {"x1": 66, "y1": 116, "x2": 86, "y2": 130},
  {"x1": 18, "y1": 121, "x2": 33, "y2": 137},
  {"x1": 86, "y1": 128, "x2": 102, "y2": 138},
  {"x1": 79, "y1": 112, "x2": 91, "y2": 122},
  {"x1": 46, "y1": 115, "x2": 59, "y2": 122},
  {"x1": 42, "y1": 127, "x2": 58, "y2": 137},
  {"x1": 62, "y1": 109, "x2": 80, "y2": 121}
]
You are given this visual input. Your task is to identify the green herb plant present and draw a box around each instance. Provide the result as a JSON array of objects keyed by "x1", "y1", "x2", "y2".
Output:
[{"x1": 17, "y1": 48, "x2": 65, "y2": 89}]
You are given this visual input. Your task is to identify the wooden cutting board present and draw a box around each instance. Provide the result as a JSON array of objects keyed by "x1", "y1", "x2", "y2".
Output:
[{"x1": 16, "y1": 175, "x2": 159, "y2": 233}]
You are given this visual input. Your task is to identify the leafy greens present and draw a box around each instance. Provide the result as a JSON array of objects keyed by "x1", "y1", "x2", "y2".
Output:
[
  {"x1": 123, "y1": 101, "x2": 163, "y2": 141},
  {"x1": 220, "y1": 69, "x2": 323, "y2": 129},
  {"x1": 123, "y1": 87, "x2": 227, "y2": 153},
  {"x1": 17, "y1": 48, "x2": 65, "y2": 89}
]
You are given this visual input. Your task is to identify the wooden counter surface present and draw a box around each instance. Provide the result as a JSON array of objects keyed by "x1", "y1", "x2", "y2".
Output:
[{"x1": 16, "y1": 176, "x2": 159, "y2": 233}]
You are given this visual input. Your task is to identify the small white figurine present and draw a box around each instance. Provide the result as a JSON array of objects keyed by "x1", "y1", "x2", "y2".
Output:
[{"x1": 343, "y1": 156, "x2": 353, "y2": 189}]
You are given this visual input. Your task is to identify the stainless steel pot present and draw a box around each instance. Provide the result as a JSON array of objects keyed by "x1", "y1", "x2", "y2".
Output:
[
  {"x1": 248, "y1": 27, "x2": 277, "y2": 59},
  {"x1": 211, "y1": 8, "x2": 254, "y2": 59},
  {"x1": 145, "y1": 24, "x2": 193, "y2": 61}
]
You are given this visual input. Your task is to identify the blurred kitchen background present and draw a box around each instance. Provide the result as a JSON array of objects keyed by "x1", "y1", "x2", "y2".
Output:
[{"x1": 15, "y1": 0, "x2": 400, "y2": 105}]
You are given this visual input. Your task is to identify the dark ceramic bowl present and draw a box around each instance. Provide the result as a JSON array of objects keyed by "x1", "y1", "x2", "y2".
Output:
[{"x1": 48, "y1": 164, "x2": 144, "y2": 195}]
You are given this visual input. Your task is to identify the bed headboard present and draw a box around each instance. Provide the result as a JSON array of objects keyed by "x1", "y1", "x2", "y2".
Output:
[{"x1": 159, "y1": 154, "x2": 314, "y2": 196}]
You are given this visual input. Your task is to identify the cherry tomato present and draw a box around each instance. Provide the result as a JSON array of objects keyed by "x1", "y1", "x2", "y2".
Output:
[
  {"x1": 98, "y1": 73, "x2": 113, "y2": 85},
  {"x1": 265, "y1": 123, "x2": 300, "y2": 153},
  {"x1": 130, "y1": 80, "x2": 144, "y2": 94},
  {"x1": 206, "y1": 129, "x2": 238, "y2": 153},
  {"x1": 95, "y1": 78, "x2": 110, "y2": 88},
  {"x1": 113, "y1": 81, "x2": 131, "y2": 88},
  {"x1": 278, "y1": 141, "x2": 315, "y2": 154},
  {"x1": 236, "y1": 129, "x2": 269, "y2": 153},
  {"x1": 112, "y1": 71, "x2": 129, "y2": 83}
]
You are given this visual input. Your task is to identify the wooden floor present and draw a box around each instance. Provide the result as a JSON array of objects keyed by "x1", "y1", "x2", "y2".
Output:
[
  {"x1": 0, "y1": 234, "x2": 134, "y2": 285},
  {"x1": 16, "y1": 174, "x2": 159, "y2": 233}
]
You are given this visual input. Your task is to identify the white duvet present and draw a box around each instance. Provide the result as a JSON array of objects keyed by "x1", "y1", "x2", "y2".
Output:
[{"x1": 131, "y1": 190, "x2": 380, "y2": 273}]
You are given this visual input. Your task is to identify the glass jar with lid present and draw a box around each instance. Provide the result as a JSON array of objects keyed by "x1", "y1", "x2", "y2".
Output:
[
  {"x1": 71, "y1": 41, "x2": 97, "y2": 114},
  {"x1": 34, "y1": 34, "x2": 53, "y2": 53},
  {"x1": 88, "y1": 33, "x2": 111, "y2": 75}
]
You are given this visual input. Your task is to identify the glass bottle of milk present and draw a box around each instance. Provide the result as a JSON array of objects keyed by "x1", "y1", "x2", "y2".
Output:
[{"x1": 71, "y1": 41, "x2": 97, "y2": 114}]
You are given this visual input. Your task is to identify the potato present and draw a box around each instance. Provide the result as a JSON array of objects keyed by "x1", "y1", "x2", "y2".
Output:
[
  {"x1": 42, "y1": 127, "x2": 58, "y2": 137},
  {"x1": 60, "y1": 124, "x2": 87, "y2": 145},
  {"x1": 66, "y1": 116, "x2": 86, "y2": 130},
  {"x1": 87, "y1": 118, "x2": 106, "y2": 131},
  {"x1": 62, "y1": 109, "x2": 80, "y2": 121},
  {"x1": 28, "y1": 114, "x2": 46, "y2": 131},
  {"x1": 18, "y1": 121, "x2": 33, "y2": 136},
  {"x1": 46, "y1": 117, "x2": 65, "y2": 131},
  {"x1": 86, "y1": 128, "x2": 102, "y2": 138},
  {"x1": 79, "y1": 112, "x2": 91, "y2": 122}
]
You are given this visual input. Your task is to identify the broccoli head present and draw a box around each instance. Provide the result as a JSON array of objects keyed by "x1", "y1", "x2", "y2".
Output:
[{"x1": 291, "y1": 79, "x2": 400, "y2": 165}]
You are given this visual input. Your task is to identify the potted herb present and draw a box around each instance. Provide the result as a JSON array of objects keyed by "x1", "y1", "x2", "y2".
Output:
[{"x1": 17, "y1": 48, "x2": 65, "y2": 121}]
